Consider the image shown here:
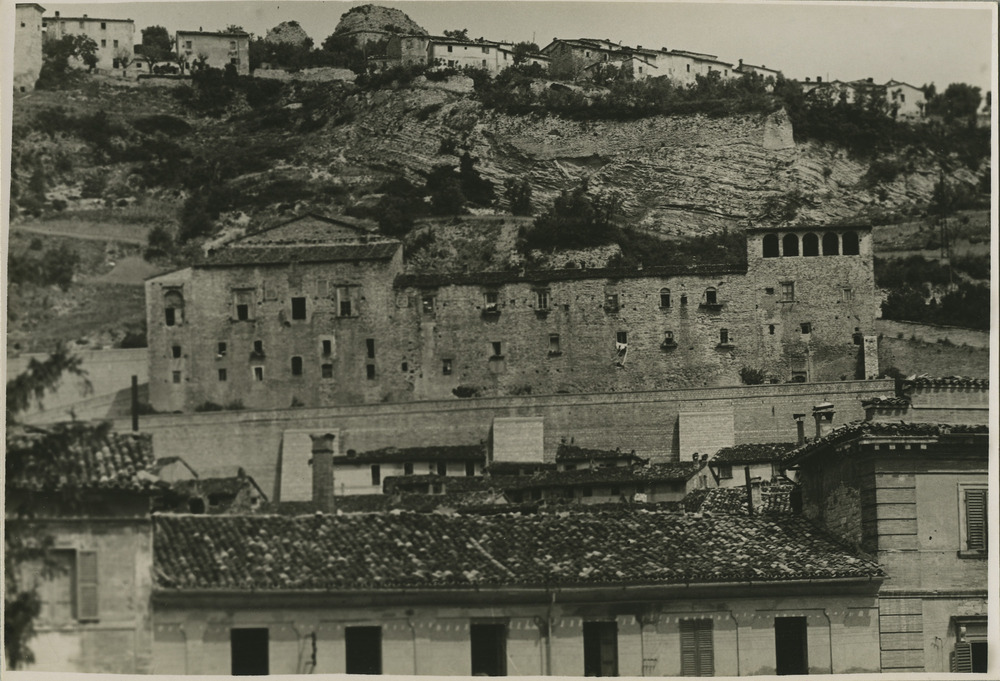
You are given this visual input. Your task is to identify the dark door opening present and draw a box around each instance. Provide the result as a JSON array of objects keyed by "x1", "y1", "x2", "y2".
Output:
[
  {"x1": 345, "y1": 626, "x2": 382, "y2": 675},
  {"x1": 971, "y1": 641, "x2": 988, "y2": 672},
  {"x1": 774, "y1": 617, "x2": 808, "y2": 675},
  {"x1": 583, "y1": 621, "x2": 618, "y2": 676},
  {"x1": 231, "y1": 628, "x2": 269, "y2": 675},
  {"x1": 470, "y1": 623, "x2": 507, "y2": 676}
]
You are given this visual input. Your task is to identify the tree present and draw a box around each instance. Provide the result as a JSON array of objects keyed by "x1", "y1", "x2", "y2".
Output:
[
  {"x1": 521, "y1": 182, "x2": 621, "y2": 251},
  {"x1": 459, "y1": 152, "x2": 495, "y2": 206},
  {"x1": 223, "y1": 24, "x2": 246, "y2": 33},
  {"x1": 38, "y1": 34, "x2": 99, "y2": 84},
  {"x1": 504, "y1": 178, "x2": 533, "y2": 215},
  {"x1": 140, "y1": 25, "x2": 173, "y2": 65},
  {"x1": 927, "y1": 82, "x2": 982, "y2": 124},
  {"x1": 511, "y1": 41, "x2": 540, "y2": 65},
  {"x1": 443, "y1": 28, "x2": 469, "y2": 40}
]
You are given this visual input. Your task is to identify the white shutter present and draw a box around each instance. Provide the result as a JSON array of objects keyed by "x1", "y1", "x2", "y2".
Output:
[
  {"x1": 952, "y1": 642, "x2": 972, "y2": 672},
  {"x1": 76, "y1": 550, "x2": 99, "y2": 621}
]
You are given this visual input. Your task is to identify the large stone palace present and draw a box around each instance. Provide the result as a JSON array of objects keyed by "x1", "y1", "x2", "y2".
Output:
[{"x1": 146, "y1": 215, "x2": 878, "y2": 412}]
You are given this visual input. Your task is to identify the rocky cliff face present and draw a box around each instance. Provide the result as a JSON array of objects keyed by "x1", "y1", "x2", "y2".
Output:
[
  {"x1": 334, "y1": 4, "x2": 427, "y2": 36},
  {"x1": 264, "y1": 21, "x2": 311, "y2": 46}
]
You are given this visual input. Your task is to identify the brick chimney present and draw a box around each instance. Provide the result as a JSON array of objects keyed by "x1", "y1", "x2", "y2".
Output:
[
  {"x1": 310, "y1": 433, "x2": 336, "y2": 512},
  {"x1": 813, "y1": 403, "x2": 836, "y2": 440},
  {"x1": 793, "y1": 413, "x2": 807, "y2": 445}
]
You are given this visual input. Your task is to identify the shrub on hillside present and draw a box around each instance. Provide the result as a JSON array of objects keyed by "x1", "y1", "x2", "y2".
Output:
[{"x1": 519, "y1": 184, "x2": 621, "y2": 252}]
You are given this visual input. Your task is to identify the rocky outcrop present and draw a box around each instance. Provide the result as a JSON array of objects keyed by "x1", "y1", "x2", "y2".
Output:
[
  {"x1": 334, "y1": 4, "x2": 426, "y2": 36},
  {"x1": 264, "y1": 21, "x2": 311, "y2": 46}
]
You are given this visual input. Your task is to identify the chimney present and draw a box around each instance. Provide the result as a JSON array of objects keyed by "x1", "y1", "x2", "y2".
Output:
[
  {"x1": 793, "y1": 413, "x2": 806, "y2": 445},
  {"x1": 310, "y1": 433, "x2": 336, "y2": 512},
  {"x1": 813, "y1": 403, "x2": 836, "y2": 440},
  {"x1": 867, "y1": 77, "x2": 874, "y2": 84}
]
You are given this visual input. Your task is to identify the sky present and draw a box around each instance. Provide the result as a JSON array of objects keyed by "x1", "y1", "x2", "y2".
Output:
[{"x1": 28, "y1": 1, "x2": 1000, "y2": 92}]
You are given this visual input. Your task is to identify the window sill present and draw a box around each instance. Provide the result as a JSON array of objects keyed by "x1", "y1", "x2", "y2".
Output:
[
  {"x1": 699, "y1": 303, "x2": 724, "y2": 312},
  {"x1": 535, "y1": 308, "x2": 550, "y2": 317},
  {"x1": 660, "y1": 342, "x2": 677, "y2": 350},
  {"x1": 547, "y1": 351, "x2": 563, "y2": 357},
  {"x1": 489, "y1": 355, "x2": 505, "y2": 361},
  {"x1": 481, "y1": 309, "x2": 501, "y2": 317},
  {"x1": 603, "y1": 306, "x2": 620, "y2": 313},
  {"x1": 716, "y1": 343, "x2": 735, "y2": 349},
  {"x1": 958, "y1": 550, "x2": 988, "y2": 559}
]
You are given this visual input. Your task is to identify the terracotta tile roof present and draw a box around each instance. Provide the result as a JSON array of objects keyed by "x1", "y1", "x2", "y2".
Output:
[
  {"x1": 335, "y1": 445, "x2": 485, "y2": 465},
  {"x1": 6, "y1": 423, "x2": 156, "y2": 492},
  {"x1": 784, "y1": 421, "x2": 989, "y2": 467},
  {"x1": 860, "y1": 396, "x2": 910, "y2": 408},
  {"x1": 383, "y1": 475, "x2": 499, "y2": 495},
  {"x1": 202, "y1": 242, "x2": 399, "y2": 267},
  {"x1": 556, "y1": 444, "x2": 645, "y2": 463},
  {"x1": 711, "y1": 442, "x2": 797, "y2": 465},
  {"x1": 500, "y1": 462, "x2": 703, "y2": 491},
  {"x1": 697, "y1": 482, "x2": 799, "y2": 515},
  {"x1": 153, "y1": 509, "x2": 882, "y2": 591},
  {"x1": 394, "y1": 263, "x2": 744, "y2": 289},
  {"x1": 485, "y1": 461, "x2": 556, "y2": 474},
  {"x1": 903, "y1": 375, "x2": 989, "y2": 389}
]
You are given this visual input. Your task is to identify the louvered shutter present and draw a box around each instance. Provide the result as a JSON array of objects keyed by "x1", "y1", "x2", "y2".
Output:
[
  {"x1": 76, "y1": 550, "x2": 99, "y2": 621},
  {"x1": 696, "y1": 621, "x2": 714, "y2": 677},
  {"x1": 600, "y1": 624, "x2": 618, "y2": 677},
  {"x1": 680, "y1": 620, "x2": 714, "y2": 676},
  {"x1": 966, "y1": 489, "x2": 987, "y2": 551},
  {"x1": 681, "y1": 621, "x2": 697, "y2": 676},
  {"x1": 953, "y1": 642, "x2": 973, "y2": 672}
]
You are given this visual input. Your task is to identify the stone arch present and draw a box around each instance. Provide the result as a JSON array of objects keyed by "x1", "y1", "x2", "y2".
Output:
[
  {"x1": 763, "y1": 234, "x2": 780, "y2": 258},
  {"x1": 163, "y1": 289, "x2": 184, "y2": 326},
  {"x1": 782, "y1": 233, "x2": 799, "y2": 257},
  {"x1": 822, "y1": 232, "x2": 840, "y2": 255},
  {"x1": 842, "y1": 231, "x2": 860, "y2": 255},
  {"x1": 802, "y1": 233, "x2": 819, "y2": 257}
]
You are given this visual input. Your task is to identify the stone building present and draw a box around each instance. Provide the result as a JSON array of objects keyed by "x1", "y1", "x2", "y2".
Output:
[
  {"x1": 43, "y1": 11, "x2": 134, "y2": 71},
  {"x1": 427, "y1": 36, "x2": 514, "y2": 73},
  {"x1": 145, "y1": 215, "x2": 878, "y2": 413},
  {"x1": 175, "y1": 29, "x2": 250, "y2": 75},
  {"x1": 785, "y1": 379, "x2": 989, "y2": 673},
  {"x1": 652, "y1": 49, "x2": 737, "y2": 87},
  {"x1": 386, "y1": 33, "x2": 431, "y2": 66},
  {"x1": 14, "y1": 3, "x2": 45, "y2": 92},
  {"x1": 884, "y1": 79, "x2": 927, "y2": 119},
  {"x1": 707, "y1": 441, "x2": 798, "y2": 488},
  {"x1": 5, "y1": 424, "x2": 158, "y2": 673}
]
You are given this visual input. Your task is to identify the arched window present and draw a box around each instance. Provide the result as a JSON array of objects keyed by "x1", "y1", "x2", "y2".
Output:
[
  {"x1": 705, "y1": 287, "x2": 718, "y2": 305},
  {"x1": 762, "y1": 234, "x2": 780, "y2": 258},
  {"x1": 660, "y1": 288, "x2": 671, "y2": 308},
  {"x1": 163, "y1": 290, "x2": 184, "y2": 326},
  {"x1": 822, "y1": 232, "x2": 840, "y2": 255},
  {"x1": 782, "y1": 233, "x2": 799, "y2": 257},
  {"x1": 842, "y1": 231, "x2": 860, "y2": 255},
  {"x1": 802, "y1": 233, "x2": 819, "y2": 257}
]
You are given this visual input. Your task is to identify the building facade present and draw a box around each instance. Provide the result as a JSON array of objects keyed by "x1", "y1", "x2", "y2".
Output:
[
  {"x1": 43, "y1": 12, "x2": 134, "y2": 71},
  {"x1": 14, "y1": 3, "x2": 46, "y2": 91},
  {"x1": 175, "y1": 30, "x2": 250, "y2": 75},
  {"x1": 146, "y1": 215, "x2": 878, "y2": 413}
]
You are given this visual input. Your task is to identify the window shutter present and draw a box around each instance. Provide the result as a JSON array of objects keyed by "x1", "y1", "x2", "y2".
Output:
[
  {"x1": 76, "y1": 550, "x2": 99, "y2": 621},
  {"x1": 680, "y1": 620, "x2": 713, "y2": 676},
  {"x1": 966, "y1": 489, "x2": 987, "y2": 551},
  {"x1": 696, "y1": 621, "x2": 714, "y2": 677},
  {"x1": 680, "y1": 621, "x2": 697, "y2": 675},
  {"x1": 953, "y1": 642, "x2": 972, "y2": 672}
]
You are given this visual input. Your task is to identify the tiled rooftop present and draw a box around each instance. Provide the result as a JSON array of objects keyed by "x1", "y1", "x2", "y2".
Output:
[
  {"x1": 202, "y1": 242, "x2": 399, "y2": 267},
  {"x1": 860, "y1": 396, "x2": 910, "y2": 408},
  {"x1": 394, "y1": 263, "x2": 744, "y2": 289},
  {"x1": 556, "y1": 443, "x2": 645, "y2": 463},
  {"x1": 903, "y1": 375, "x2": 989, "y2": 389},
  {"x1": 711, "y1": 442, "x2": 798, "y2": 464},
  {"x1": 153, "y1": 509, "x2": 882, "y2": 591},
  {"x1": 6, "y1": 423, "x2": 156, "y2": 492},
  {"x1": 506, "y1": 462, "x2": 703, "y2": 490},
  {"x1": 334, "y1": 445, "x2": 485, "y2": 465},
  {"x1": 696, "y1": 482, "x2": 799, "y2": 516}
]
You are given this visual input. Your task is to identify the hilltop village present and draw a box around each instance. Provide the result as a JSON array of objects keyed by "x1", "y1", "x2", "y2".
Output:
[{"x1": 5, "y1": 2, "x2": 993, "y2": 678}]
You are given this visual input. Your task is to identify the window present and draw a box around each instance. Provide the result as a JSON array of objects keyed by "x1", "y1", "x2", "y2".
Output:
[
  {"x1": 491, "y1": 341, "x2": 503, "y2": 358},
  {"x1": 483, "y1": 46, "x2": 490, "y2": 54},
  {"x1": 185, "y1": 40, "x2": 192, "y2": 49},
  {"x1": 822, "y1": 232, "x2": 840, "y2": 255},
  {"x1": 253, "y1": 340, "x2": 264, "y2": 356},
  {"x1": 952, "y1": 617, "x2": 988, "y2": 672},
  {"x1": 172, "y1": 371, "x2": 182, "y2": 384},
  {"x1": 717, "y1": 465, "x2": 732, "y2": 479},
  {"x1": 321, "y1": 364, "x2": 333, "y2": 379},
  {"x1": 604, "y1": 293, "x2": 619, "y2": 311},
  {"x1": 680, "y1": 619, "x2": 714, "y2": 677},
  {"x1": 291, "y1": 297, "x2": 307, "y2": 320},
  {"x1": 842, "y1": 231, "x2": 860, "y2": 255},
  {"x1": 404, "y1": 462, "x2": 414, "y2": 475},
  {"x1": 470, "y1": 623, "x2": 507, "y2": 676},
  {"x1": 680, "y1": 294, "x2": 688, "y2": 306},
  {"x1": 218, "y1": 368, "x2": 227, "y2": 381},
  {"x1": 437, "y1": 461, "x2": 448, "y2": 476},
  {"x1": 337, "y1": 287, "x2": 356, "y2": 317},
  {"x1": 484, "y1": 291, "x2": 500, "y2": 312},
  {"x1": 769, "y1": 324, "x2": 776, "y2": 335},
  {"x1": 164, "y1": 290, "x2": 183, "y2": 326},
  {"x1": 447, "y1": 45, "x2": 453, "y2": 52},
  {"x1": 781, "y1": 281, "x2": 794, "y2": 301},
  {"x1": 800, "y1": 323, "x2": 812, "y2": 334},
  {"x1": 253, "y1": 366, "x2": 264, "y2": 381},
  {"x1": 842, "y1": 287, "x2": 854, "y2": 302},
  {"x1": 217, "y1": 342, "x2": 227, "y2": 357},
  {"x1": 113, "y1": 39, "x2": 118, "y2": 47},
  {"x1": 719, "y1": 328, "x2": 730, "y2": 345},
  {"x1": 443, "y1": 359, "x2": 453, "y2": 375},
  {"x1": 233, "y1": 289, "x2": 254, "y2": 321},
  {"x1": 101, "y1": 21, "x2": 107, "y2": 29},
  {"x1": 421, "y1": 294, "x2": 436, "y2": 313},
  {"x1": 322, "y1": 339, "x2": 333, "y2": 356},
  {"x1": 782, "y1": 233, "x2": 799, "y2": 257},
  {"x1": 371, "y1": 465, "x2": 381, "y2": 486},
  {"x1": 535, "y1": 288, "x2": 551, "y2": 310},
  {"x1": 231, "y1": 628, "x2": 269, "y2": 675},
  {"x1": 704, "y1": 288, "x2": 718, "y2": 305},
  {"x1": 774, "y1": 617, "x2": 808, "y2": 676},
  {"x1": 366, "y1": 364, "x2": 376, "y2": 380},
  {"x1": 291, "y1": 356, "x2": 303, "y2": 376},
  {"x1": 76, "y1": 550, "x2": 99, "y2": 621},
  {"x1": 964, "y1": 488, "x2": 987, "y2": 553},
  {"x1": 366, "y1": 338, "x2": 376, "y2": 359},
  {"x1": 345, "y1": 626, "x2": 382, "y2": 675},
  {"x1": 466, "y1": 461, "x2": 476, "y2": 477},
  {"x1": 686, "y1": 64, "x2": 691, "y2": 72},
  {"x1": 229, "y1": 40, "x2": 237, "y2": 50},
  {"x1": 100, "y1": 39, "x2": 106, "y2": 47},
  {"x1": 765, "y1": 287, "x2": 775, "y2": 295},
  {"x1": 549, "y1": 334, "x2": 561, "y2": 354},
  {"x1": 802, "y1": 233, "x2": 819, "y2": 257},
  {"x1": 660, "y1": 288, "x2": 671, "y2": 308},
  {"x1": 583, "y1": 621, "x2": 618, "y2": 676},
  {"x1": 791, "y1": 371, "x2": 807, "y2": 383},
  {"x1": 616, "y1": 331, "x2": 628, "y2": 345},
  {"x1": 172, "y1": 345, "x2": 182, "y2": 358}
]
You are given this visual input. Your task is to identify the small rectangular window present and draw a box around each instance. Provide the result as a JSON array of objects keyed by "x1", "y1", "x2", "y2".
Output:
[
  {"x1": 604, "y1": 293, "x2": 619, "y2": 311},
  {"x1": 101, "y1": 39, "x2": 106, "y2": 47},
  {"x1": 769, "y1": 324, "x2": 776, "y2": 335},
  {"x1": 660, "y1": 290, "x2": 671, "y2": 308},
  {"x1": 113, "y1": 39, "x2": 118, "y2": 47},
  {"x1": 217, "y1": 342, "x2": 227, "y2": 357},
  {"x1": 781, "y1": 281, "x2": 795, "y2": 302},
  {"x1": 101, "y1": 21, "x2": 107, "y2": 29},
  {"x1": 291, "y1": 297, "x2": 307, "y2": 320},
  {"x1": 616, "y1": 331, "x2": 628, "y2": 345},
  {"x1": 491, "y1": 341, "x2": 503, "y2": 357},
  {"x1": 466, "y1": 461, "x2": 476, "y2": 477},
  {"x1": 549, "y1": 334, "x2": 561, "y2": 354},
  {"x1": 484, "y1": 291, "x2": 500, "y2": 312},
  {"x1": 230, "y1": 40, "x2": 237, "y2": 50},
  {"x1": 718, "y1": 464, "x2": 732, "y2": 479},
  {"x1": 321, "y1": 364, "x2": 333, "y2": 379},
  {"x1": 234, "y1": 289, "x2": 255, "y2": 321},
  {"x1": 421, "y1": 295, "x2": 436, "y2": 313},
  {"x1": 172, "y1": 371, "x2": 182, "y2": 384},
  {"x1": 253, "y1": 340, "x2": 264, "y2": 356},
  {"x1": 680, "y1": 294, "x2": 688, "y2": 306},
  {"x1": 371, "y1": 465, "x2": 381, "y2": 486},
  {"x1": 800, "y1": 323, "x2": 812, "y2": 334},
  {"x1": 583, "y1": 621, "x2": 618, "y2": 676},
  {"x1": 404, "y1": 462, "x2": 414, "y2": 475},
  {"x1": 366, "y1": 338, "x2": 376, "y2": 359},
  {"x1": 470, "y1": 623, "x2": 507, "y2": 676},
  {"x1": 366, "y1": 364, "x2": 376, "y2": 380},
  {"x1": 291, "y1": 356, "x2": 303, "y2": 376},
  {"x1": 535, "y1": 289, "x2": 550, "y2": 310},
  {"x1": 842, "y1": 287, "x2": 854, "y2": 301},
  {"x1": 185, "y1": 40, "x2": 192, "y2": 49},
  {"x1": 322, "y1": 340, "x2": 332, "y2": 356},
  {"x1": 720, "y1": 328, "x2": 730, "y2": 345},
  {"x1": 765, "y1": 287, "x2": 775, "y2": 295},
  {"x1": 165, "y1": 308, "x2": 176, "y2": 326},
  {"x1": 337, "y1": 287, "x2": 353, "y2": 317},
  {"x1": 253, "y1": 366, "x2": 264, "y2": 382},
  {"x1": 443, "y1": 359, "x2": 453, "y2": 375},
  {"x1": 218, "y1": 368, "x2": 227, "y2": 381},
  {"x1": 172, "y1": 345, "x2": 182, "y2": 358}
]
